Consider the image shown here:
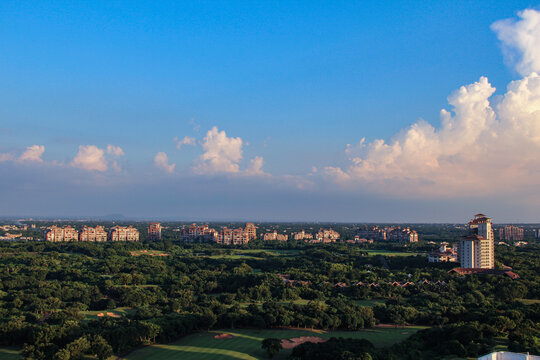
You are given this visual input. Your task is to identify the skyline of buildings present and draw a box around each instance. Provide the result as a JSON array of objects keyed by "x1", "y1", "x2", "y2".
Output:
[
  {"x1": 499, "y1": 225, "x2": 525, "y2": 242},
  {"x1": 44, "y1": 225, "x2": 140, "y2": 242},
  {"x1": 355, "y1": 225, "x2": 419, "y2": 243}
]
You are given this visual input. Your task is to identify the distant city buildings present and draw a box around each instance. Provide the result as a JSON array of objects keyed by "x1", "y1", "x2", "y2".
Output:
[
  {"x1": 180, "y1": 223, "x2": 254, "y2": 245},
  {"x1": 148, "y1": 222, "x2": 162, "y2": 241},
  {"x1": 315, "y1": 228, "x2": 340, "y2": 242},
  {"x1": 45, "y1": 225, "x2": 140, "y2": 242},
  {"x1": 291, "y1": 230, "x2": 313, "y2": 241},
  {"x1": 356, "y1": 225, "x2": 418, "y2": 243},
  {"x1": 263, "y1": 230, "x2": 288, "y2": 241},
  {"x1": 458, "y1": 214, "x2": 495, "y2": 269},
  {"x1": 499, "y1": 225, "x2": 524, "y2": 242},
  {"x1": 534, "y1": 229, "x2": 540, "y2": 238}
]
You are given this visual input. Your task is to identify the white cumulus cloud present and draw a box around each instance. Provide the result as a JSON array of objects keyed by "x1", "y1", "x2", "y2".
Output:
[
  {"x1": 0, "y1": 145, "x2": 45, "y2": 163},
  {"x1": 244, "y1": 156, "x2": 266, "y2": 176},
  {"x1": 492, "y1": 9, "x2": 540, "y2": 76},
  {"x1": 154, "y1": 152, "x2": 175, "y2": 173},
  {"x1": 19, "y1": 145, "x2": 45, "y2": 162},
  {"x1": 174, "y1": 136, "x2": 196, "y2": 149},
  {"x1": 107, "y1": 144, "x2": 125, "y2": 156},
  {"x1": 193, "y1": 127, "x2": 266, "y2": 176},
  {"x1": 194, "y1": 127, "x2": 244, "y2": 174},
  {"x1": 71, "y1": 145, "x2": 108, "y2": 172},
  {"x1": 324, "y1": 9, "x2": 540, "y2": 198}
]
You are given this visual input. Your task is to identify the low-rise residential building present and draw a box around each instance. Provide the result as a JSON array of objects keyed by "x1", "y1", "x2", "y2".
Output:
[
  {"x1": 109, "y1": 226, "x2": 139, "y2": 242},
  {"x1": 79, "y1": 226, "x2": 107, "y2": 242},
  {"x1": 428, "y1": 243, "x2": 458, "y2": 263}
]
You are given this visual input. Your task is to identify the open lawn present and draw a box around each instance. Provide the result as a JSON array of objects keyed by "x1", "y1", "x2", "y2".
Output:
[
  {"x1": 122, "y1": 327, "x2": 426, "y2": 360},
  {"x1": 130, "y1": 250, "x2": 169, "y2": 257},
  {"x1": 81, "y1": 307, "x2": 134, "y2": 322},
  {"x1": 0, "y1": 348, "x2": 21, "y2": 360},
  {"x1": 204, "y1": 249, "x2": 301, "y2": 261},
  {"x1": 235, "y1": 249, "x2": 302, "y2": 256},
  {"x1": 354, "y1": 299, "x2": 386, "y2": 307}
]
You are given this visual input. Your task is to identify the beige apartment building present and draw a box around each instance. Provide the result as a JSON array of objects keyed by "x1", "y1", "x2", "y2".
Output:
[
  {"x1": 315, "y1": 228, "x2": 340, "y2": 242},
  {"x1": 292, "y1": 230, "x2": 313, "y2": 240},
  {"x1": 218, "y1": 227, "x2": 250, "y2": 245},
  {"x1": 109, "y1": 226, "x2": 140, "y2": 242},
  {"x1": 181, "y1": 224, "x2": 218, "y2": 242},
  {"x1": 148, "y1": 222, "x2": 162, "y2": 241},
  {"x1": 245, "y1": 223, "x2": 257, "y2": 240},
  {"x1": 499, "y1": 225, "x2": 524, "y2": 242},
  {"x1": 44, "y1": 225, "x2": 78, "y2": 242},
  {"x1": 263, "y1": 230, "x2": 288, "y2": 241},
  {"x1": 79, "y1": 226, "x2": 107, "y2": 242}
]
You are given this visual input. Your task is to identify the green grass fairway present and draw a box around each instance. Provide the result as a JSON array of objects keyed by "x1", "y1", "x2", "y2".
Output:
[
  {"x1": 205, "y1": 249, "x2": 301, "y2": 260},
  {"x1": 354, "y1": 299, "x2": 386, "y2": 307},
  {"x1": 364, "y1": 250, "x2": 419, "y2": 257},
  {"x1": 81, "y1": 307, "x2": 134, "y2": 321},
  {"x1": 122, "y1": 327, "x2": 425, "y2": 360},
  {"x1": 235, "y1": 249, "x2": 302, "y2": 257},
  {"x1": 0, "y1": 348, "x2": 21, "y2": 360}
]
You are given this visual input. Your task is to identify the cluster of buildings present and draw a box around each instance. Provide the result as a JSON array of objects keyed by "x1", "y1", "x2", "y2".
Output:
[
  {"x1": 0, "y1": 224, "x2": 35, "y2": 231},
  {"x1": 180, "y1": 223, "x2": 257, "y2": 245},
  {"x1": 291, "y1": 230, "x2": 313, "y2": 241},
  {"x1": 498, "y1": 225, "x2": 524, "y2": 242},
  {"x1": 263, "y1": 231, "x2": 288, "y2": 241},
  {"x1": 355, "y1": 225, "x2": 419, "y2": 243},
  {"x1": 428, "y1": 243, "x2": 458, "y2": 263},
  {"x1": 44, "y1": 225, "x2": 140, "y2": 242},
  {"x1": 315, "y1": 228, "x2": 340, "y2": 242},
  {"x1": 263, "y1": 228, "x2": 340, "y2": 243},
  {"x1": 446, "y1": 213, "x2": 520, "y2": 279}
]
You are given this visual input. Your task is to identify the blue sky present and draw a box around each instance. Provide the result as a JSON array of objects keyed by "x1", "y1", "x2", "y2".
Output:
[{"x1": 1, "y1": 1, "x2": 540, "y2": 222}]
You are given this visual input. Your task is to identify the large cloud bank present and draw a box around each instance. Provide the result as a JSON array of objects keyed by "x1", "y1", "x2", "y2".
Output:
[
  {"x1": 194, "y1": 126, "x2": 266, "y2": 176},
  {"x1": 325, "y1": 9, "x2": 540, "y2": 198}
]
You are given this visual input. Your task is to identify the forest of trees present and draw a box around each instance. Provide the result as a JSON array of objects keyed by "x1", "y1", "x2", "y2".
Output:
[{"x1": 0, "y1": 230, "x2": 538, "y2": 359}]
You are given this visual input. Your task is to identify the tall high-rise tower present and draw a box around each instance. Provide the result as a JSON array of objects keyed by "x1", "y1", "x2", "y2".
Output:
[{"x1": 458, "y1": 214, "x2": 495, "y2": 269}]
